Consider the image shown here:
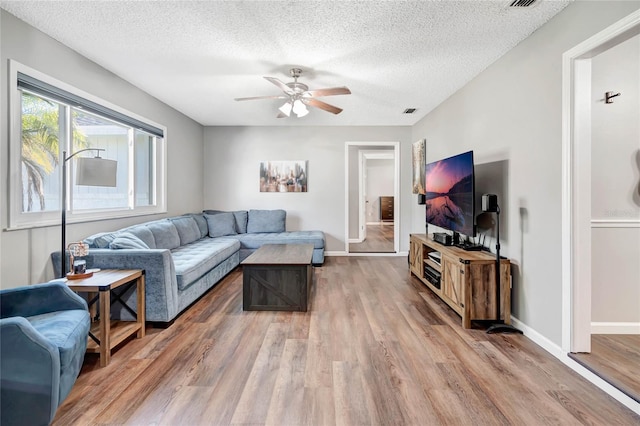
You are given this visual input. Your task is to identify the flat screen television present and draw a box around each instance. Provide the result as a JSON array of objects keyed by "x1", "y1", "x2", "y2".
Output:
[{"x1": 425, "y1": 150, "x2": 476, "y2": 238}]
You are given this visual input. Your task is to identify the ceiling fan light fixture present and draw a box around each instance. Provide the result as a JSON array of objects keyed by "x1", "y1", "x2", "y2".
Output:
[
  {"x1": 236, "y1": 68, "x2": 350, "y2": 117},
  {"x1": 292, "y1": 99, "x2": 308, "y2": 117},
  {"x1": 278, "y1": 101, "x2": 292, "y2": 117}
]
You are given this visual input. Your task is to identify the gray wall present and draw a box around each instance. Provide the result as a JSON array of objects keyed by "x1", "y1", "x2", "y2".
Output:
[
  {"x1": 0, "y1": 10, "x2": 204, "y2": 287},
  {"x1": 203, "y1": 126, "x2": 411, "y2": 252},
  {"x1": 591, "y1": 34, "x2": 640, "y2": 325},
  {"x1": 410, "y1": 1, "x2": 640, "y2": 345},
  {"x1": 366, "y1": 159, "x2": 394, "y2": 223}
]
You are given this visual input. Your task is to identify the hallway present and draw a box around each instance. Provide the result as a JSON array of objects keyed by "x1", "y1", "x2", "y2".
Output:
[{"x1": 349, "y1": 224, "x2": 394, "y2": 253}]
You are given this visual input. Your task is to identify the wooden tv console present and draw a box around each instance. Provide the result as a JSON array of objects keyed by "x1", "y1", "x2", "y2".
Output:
[{"x1": 409, "y1": 233, "x2": 511, "y2": 329}]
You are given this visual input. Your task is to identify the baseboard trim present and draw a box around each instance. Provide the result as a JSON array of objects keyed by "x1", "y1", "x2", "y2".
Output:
[
  {"x1": 591, "y1": 322, "x2": 640, "y2": 335},
  {"x1": 348, "y1": 238, "x2": 364, "y2": 244},
  {"x1": 511, "y1": 317, "x2": 640, "y2": 415}
]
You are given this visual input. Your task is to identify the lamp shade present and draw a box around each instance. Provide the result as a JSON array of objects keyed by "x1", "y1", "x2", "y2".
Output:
[
  {"x1": 75, "y1": 157, "x2": 117, "y2": 187},
  {"x1": 278, "y1": 101, "x2": 292, "y2": 117},
  {"x1": 292, "y1": 100, "x2": 308, "y2": 117}
]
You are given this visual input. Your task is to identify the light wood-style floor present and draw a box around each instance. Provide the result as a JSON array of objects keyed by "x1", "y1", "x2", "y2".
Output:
[
  {"x1": 53, "y1": 257, "x2": 639, "y2": 425},
  {"x1": 570, "y1": 334, "x2": 640, "y2": 403},
  {"x1": 349, "y1": 224, "x2": 394, "y2": 253}
]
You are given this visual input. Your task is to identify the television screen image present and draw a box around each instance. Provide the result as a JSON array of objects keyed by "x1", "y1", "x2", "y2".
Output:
[{"x1": 425, "y1": 151, "x2": 475, "y2": 237}]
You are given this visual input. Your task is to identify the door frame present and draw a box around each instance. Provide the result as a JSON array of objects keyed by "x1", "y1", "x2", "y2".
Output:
[
  {"x1": 561, "y1": 9, "x2": 640, "y2": 353},
  {"x1": 359, "y1": 150, "x2": 395, "y2": 241},
  {"x1": 345, "y1": 141, "x2": 400, "y2": 254}
]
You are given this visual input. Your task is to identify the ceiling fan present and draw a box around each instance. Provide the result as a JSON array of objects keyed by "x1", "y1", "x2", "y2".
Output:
[{"x1": 234, "y1": 68, "x2": 351, "y2": 118}]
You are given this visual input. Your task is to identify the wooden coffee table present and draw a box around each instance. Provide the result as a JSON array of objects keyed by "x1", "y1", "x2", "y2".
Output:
[
  {"x1": 66, "y1": 269, "x2": 145, "y2": 367},
  {"x1": 241, "y1": 244, "x2": 314, "y2": 311}
]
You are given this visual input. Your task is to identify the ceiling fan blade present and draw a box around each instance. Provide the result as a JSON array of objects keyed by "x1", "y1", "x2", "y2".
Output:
[
  {"x1": 264, "y1": 76, "x2": 295, "y2": 95},
  {"x1": 305, "y1": 87, "x2": 351, "y2": 97},
  {"x1": 234, "y1": 95, "x2": 289, "y2": 101},
  {"x1": 304, "y1": 98, "x2": 343, "y2": 115}
]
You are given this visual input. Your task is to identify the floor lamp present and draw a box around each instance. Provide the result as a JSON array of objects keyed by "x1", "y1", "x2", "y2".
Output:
[
  {"x1": 60, "y1": 148, "x2": 117, "y2": 278},
  {"x1": 482, "y1": 194, "x2": 522, "y2": 334}
]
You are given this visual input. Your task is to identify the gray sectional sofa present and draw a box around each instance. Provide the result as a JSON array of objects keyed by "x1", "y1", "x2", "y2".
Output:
[{"x1": 52, "y1": 209, "x2": 324, "y2": 325}]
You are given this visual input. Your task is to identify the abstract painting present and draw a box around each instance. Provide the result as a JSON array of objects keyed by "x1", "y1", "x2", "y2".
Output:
[{"x1": 260, "y1": 160, "x2": 308, "y2": 192}]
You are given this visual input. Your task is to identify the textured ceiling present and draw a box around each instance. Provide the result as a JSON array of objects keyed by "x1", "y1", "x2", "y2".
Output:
[{"x1": 1, "y1": 0, "x2": 571, "y2": 126}]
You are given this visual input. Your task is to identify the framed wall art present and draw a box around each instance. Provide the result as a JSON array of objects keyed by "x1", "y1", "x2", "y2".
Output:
[
  {"x1": 412, "y1": 139, "x2": 426, "y2": 194},
  {"x1": 259, "y1": 160, "x2": 308, "y2": 192}
]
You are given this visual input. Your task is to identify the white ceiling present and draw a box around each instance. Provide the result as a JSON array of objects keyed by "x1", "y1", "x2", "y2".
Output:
[{"x1": 1, "y1": 0, "x2": 571, "y2": 127}]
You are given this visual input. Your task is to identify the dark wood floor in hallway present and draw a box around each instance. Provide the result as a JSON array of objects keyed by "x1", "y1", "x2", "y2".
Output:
[{"x1": 53, "y1": 257, "x2": 639, "y2": 425}]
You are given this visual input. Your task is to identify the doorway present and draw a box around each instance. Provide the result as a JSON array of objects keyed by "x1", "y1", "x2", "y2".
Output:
[
  {"x1": 562, "y1": 9, "x2": 640, "y2": 404},
  {"x1": 345, "y1": 142, "x2": 400, "y2": 254}
]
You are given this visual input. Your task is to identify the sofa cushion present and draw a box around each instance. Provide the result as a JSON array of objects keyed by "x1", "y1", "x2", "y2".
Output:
[
  {"x1": 26, "y1": 309, "x2": 90, "y2": 373},
  {"x1": 230, "y1": 231, "x2": 325, "y2": 249},
  {"x1": 205, "y1": 213, "x2": 237, "y2": 237},
  {"x1": 109, "y1": 232, "x2": 150, "y2": 250},
  {"x1": 125, "y1": 226, "x2": 157, "y2": 249},
  {"x1": 85, "y1": 232, "x2": 118, "y2": 249},
  {"x1": 203, "y1": 210, "x2": 248, "y2": 234},
  {"x1": 232, "y1": 211, "x2": 248, "y2": 234},
  {"x1": 189, "y1": 214, "x2": 209, "y2": 239},
  {"x1": 171, "y1": 238, "x2": 241, "y2": 290},
  {"x1": 170, "y1": 216, "x2": 202, "y2": 246},
  {"x1": 147, "y1": 220, "x2": 181, "y2": 250},
  {"x1": 247, "y1": 209, "x2": 286, "y2": 233}
]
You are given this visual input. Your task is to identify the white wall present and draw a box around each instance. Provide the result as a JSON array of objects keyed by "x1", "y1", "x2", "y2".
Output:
[
  {"x1": 348, "y1": 145, "x2": 360, "y2": 240},
  {"x1": 591, "y1": 34, "x2": 640, "y2": 325},
  {"x1": 203, "y1": 126, "x2": 412, "y2": 252},
  {"x1": 0, "y1": 11, "x2": 204, "y2": 288},
  {"x1": 366, "y1": 159, "x2": 394, "y2": 222},
  {"x1": 410, "y1": 1, "x2": 640, "y2": 345},
  {"x1": 347, "y1": 146, "x2": 395, "y2": 239}
]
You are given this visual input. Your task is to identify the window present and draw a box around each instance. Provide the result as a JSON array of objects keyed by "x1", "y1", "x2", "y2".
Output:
[{"x1": 8, "y1": 61, "x2": 166, "y2": 229}]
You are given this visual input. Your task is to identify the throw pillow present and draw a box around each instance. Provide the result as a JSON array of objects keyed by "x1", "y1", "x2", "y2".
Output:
[
  {"x1": 125, "y1": 225, "x2": 157, "y2": 249},
  {"x1": 205, "y1": 212, "x2": 237, "y2": 237},
  {"x1": 109, "y1": 232, "x2": 149, "y2": 250},
  {"x1": 89, "y1": 232, "x2": 118, "y2": 248}
]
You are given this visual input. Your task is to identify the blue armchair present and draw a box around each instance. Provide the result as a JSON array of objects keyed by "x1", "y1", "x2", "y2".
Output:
[{"x1": 0, "y1": 282, "x2": 90, "y2": 426}]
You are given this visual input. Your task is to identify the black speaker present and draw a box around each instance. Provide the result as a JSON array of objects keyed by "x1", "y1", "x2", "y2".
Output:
[
  {"x1": 482, "y1": 194, "x2": 498, "y2": 212},
  {"x1": 418, "y1": 194, "x2": 426, "y2": 205}
]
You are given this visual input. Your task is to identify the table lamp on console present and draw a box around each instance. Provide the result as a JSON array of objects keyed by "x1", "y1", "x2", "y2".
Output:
[{"x1": 60, "y1": 148, "x2": 117, "y2": 278}]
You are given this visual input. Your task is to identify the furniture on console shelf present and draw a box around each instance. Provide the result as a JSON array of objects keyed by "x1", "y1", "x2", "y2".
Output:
[
  {"x1": 409, "y1": 233, "x2": 511, "y2": 329},
  {"x1": 66, "y1": 269, "x2": 145, "y2": 367},
  {"x1": 242, "y1": 244, "x2": 314, "y2": 311},
  {"x1": 380, "y1": 196, "x2": 394, "y2": 222},
  {"x1": 0, "y1": 282, "x2": 90, "y2": 426},
  {"x1": 51, "y1": 209, "x2": 325, "y2": 326}
]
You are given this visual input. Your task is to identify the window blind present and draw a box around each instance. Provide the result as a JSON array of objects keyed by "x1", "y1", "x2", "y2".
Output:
[{"x1": 17, "y1": 72, "x2": 164, "y2": 138}]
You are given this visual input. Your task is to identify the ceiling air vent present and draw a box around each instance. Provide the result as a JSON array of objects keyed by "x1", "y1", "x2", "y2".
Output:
[
  {"x1": 509, "y1": 0, "x2": 538, "y2": 7},
  {"x1": 403, "y1": 108, "x2": 417, "y2": 114}
]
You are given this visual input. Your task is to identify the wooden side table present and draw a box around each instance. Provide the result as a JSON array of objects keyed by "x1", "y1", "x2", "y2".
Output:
[{"x1": 67, "y1": 269, "x2": 145, "y2": 367}]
